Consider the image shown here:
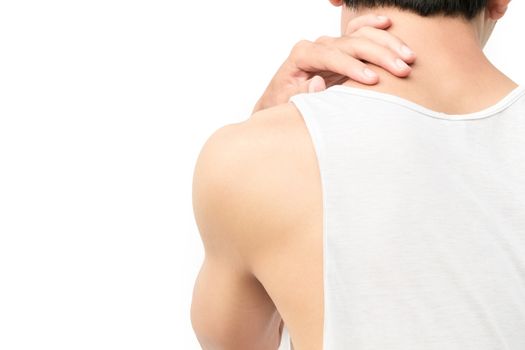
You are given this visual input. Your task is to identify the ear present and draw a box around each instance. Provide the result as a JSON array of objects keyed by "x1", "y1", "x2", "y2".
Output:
[
  {"x1": 486, "y1": 0, "x2": 511, "y2": 20},
  {"x1": 329, "y1": 0, "x2": 344, "y2": 7}
]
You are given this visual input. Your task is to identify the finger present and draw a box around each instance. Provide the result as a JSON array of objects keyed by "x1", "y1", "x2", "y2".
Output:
[
  {"x1": 350, "y1": 26, "x2": 416, "y2": 63},
  {"x1": 296, "y1": 75, "x2": 326, "y2": 94},
  {"x1": 293, "y1": 41, "x2": 379, "y2": 85},
  {"x1": 341, "y1": 37, "x2": 413, "y2": 77},
  {"x1": 345, "y1": 14, "x2": 392, "y2": 34},
  {"x1": 316, "y1": 71, "x2": 349, "y2": 87},
  {"x1": 308, "y1": 75, "x2": 327, "y2": 93}
]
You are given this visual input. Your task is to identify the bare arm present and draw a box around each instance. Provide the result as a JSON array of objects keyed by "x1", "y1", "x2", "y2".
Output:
[{"x1": 191, "y1": 122, "x2": 284, "y2": 349}]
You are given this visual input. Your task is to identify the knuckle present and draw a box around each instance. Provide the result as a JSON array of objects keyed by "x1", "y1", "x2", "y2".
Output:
[
  {"x1": 314, "y1": 35, "x2": 331, "y2": 44},
  {"x1": 291, "y1": 39, "x2": 310, "y2": 55},
  {"x1": 293, "y1": 39, "x2": 307, "y2": 49},
  {"x1": 292, "y1": 45, "x2": 313, "y2": 66},
  {"x1": 322, "y1": 44, "x2": 338, "y2": 54}
]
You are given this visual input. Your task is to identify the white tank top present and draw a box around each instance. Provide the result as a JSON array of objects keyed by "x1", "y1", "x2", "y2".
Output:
[{"x1": 278, "y1": 84, "x2": 525, "y2": 350}]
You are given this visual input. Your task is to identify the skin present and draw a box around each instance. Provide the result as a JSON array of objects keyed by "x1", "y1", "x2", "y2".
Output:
[
  {"x1": 335, "y1": 2, "x2": 517, "y2": 114},
  {"x1": 251, "y1": 14, "x2": 417, "y2": 114},
  {"x1": 191, "y1": 1, "x2": 515, "y2": 349}
]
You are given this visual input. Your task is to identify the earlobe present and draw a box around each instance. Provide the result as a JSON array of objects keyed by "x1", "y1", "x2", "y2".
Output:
[
  {"x1": 487, "y1": 0, "x2": 510, "y2": 20},
  {"x1": 328, "y1": 0, "x2": 343, "y2": 7}
]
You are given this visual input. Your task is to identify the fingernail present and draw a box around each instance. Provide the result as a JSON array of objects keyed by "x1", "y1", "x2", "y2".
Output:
[
  {"x1": 377, "y1": 16, "x2": 388, "y2": 21},
  {"x1": 363, "y1": 68, "x2": 378, "y2": 78},
  {"x1": 396, "y1": 58, "x2": 410, "y2": 70},
  {"x1": 401, "y1": 45, "x2": 414, "y2": 56}
]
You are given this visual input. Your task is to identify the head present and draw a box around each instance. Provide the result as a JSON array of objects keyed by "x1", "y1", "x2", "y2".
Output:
[{"x1": 329, "y1": 0, "x2": 511, "y2": 47}]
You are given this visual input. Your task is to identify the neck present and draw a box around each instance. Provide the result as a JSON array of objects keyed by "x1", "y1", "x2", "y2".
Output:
[{"x1": 340, "y1": 8, "x2": 518, "y2": 114}]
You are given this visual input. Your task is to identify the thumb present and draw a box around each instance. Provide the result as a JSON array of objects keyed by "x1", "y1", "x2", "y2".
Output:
[
  {"x1": 298, "y1": 75, "x2": 327, "y2": 94},
  {"x1": 308, "y1": 75, "x2": 327, "y2": 93}
]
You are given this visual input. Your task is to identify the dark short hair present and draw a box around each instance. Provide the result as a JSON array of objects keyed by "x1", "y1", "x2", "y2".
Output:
[{"x1": 342, "y1": 0, "x2": 488, "y2": 19}]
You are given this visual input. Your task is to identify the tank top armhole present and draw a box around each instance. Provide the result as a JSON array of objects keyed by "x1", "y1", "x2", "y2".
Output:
[
  {"x1": 288, "y1": 93, "x2": 328, "y2": 350},
  {"x1": 278, "y1": 323, "x2": 292, "y2": 350}
]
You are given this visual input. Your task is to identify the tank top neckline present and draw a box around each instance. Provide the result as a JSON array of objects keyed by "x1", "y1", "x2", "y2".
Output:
[{"x1": 326, "y1": 84, "x2": 525, "y2": 121}]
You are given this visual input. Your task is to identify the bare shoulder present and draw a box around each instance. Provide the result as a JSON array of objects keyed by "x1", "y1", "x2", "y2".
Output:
[
  {"x1": 192, "y1": 102, "x2": 324, "y2": 348},
  {"x1": 192, "y1": 101, "x2": 320, "y2": 270}
]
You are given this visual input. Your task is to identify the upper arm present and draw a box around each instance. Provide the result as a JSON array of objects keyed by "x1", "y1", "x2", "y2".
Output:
[{"x1": 190, "y1": 121, "x2": 284, "y2": 349}]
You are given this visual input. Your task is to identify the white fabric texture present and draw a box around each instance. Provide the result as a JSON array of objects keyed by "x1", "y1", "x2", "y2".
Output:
[
  {"x1": 278, "y1": 84, "x2": 525, "y2": 350},
  {"x1": 278, "y1": 324, "x2": 292, "y2": 350}
]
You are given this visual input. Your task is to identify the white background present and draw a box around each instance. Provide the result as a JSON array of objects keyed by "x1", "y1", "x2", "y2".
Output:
[{"x1": 0, "y1": 1, "x2": 523, "y2": 349}]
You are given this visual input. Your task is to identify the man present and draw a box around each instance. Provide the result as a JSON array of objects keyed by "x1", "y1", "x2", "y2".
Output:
[{"x1": 191, "y1": 0, "x2": 524, "y2": 349}]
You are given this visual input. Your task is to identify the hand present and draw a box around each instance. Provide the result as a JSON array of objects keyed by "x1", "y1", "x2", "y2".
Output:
[{"x1": 251, "y1": 14, "x2": 416, "y2": 114}]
